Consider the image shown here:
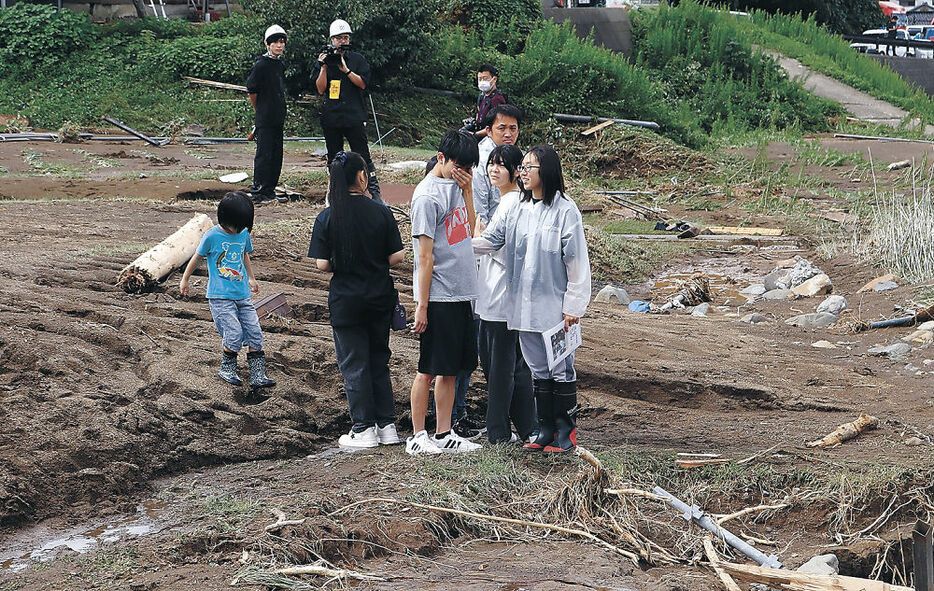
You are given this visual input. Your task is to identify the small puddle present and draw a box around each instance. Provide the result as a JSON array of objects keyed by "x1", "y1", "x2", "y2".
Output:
[
  {"x1": 652, "y1": 270, "x2": 751, "y2": 305},
  {"x1": 0, "y1": 500, "x2": 166, "y2": 573}
]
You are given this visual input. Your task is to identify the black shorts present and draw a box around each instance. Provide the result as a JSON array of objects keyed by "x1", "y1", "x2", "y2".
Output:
[{"x1": 418, "y1": 301, "x2": 478, "y2": 377}]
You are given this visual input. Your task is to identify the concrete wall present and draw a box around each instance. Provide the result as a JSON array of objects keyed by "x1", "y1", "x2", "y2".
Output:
[
  {"x1": 541, "y1": 6, "x2": 632, "y2": 56},
  {"x1": 869, "y1": 55, "x2": 934, "y2": 96}
]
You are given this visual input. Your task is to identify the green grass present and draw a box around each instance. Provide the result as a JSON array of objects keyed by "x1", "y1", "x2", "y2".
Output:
[
  {"x1": 70, "y1": 243, "x2": 152, "y2": 259},
  {"x1": 597, "y1": 219, "x2": 668, "y2": 235}
]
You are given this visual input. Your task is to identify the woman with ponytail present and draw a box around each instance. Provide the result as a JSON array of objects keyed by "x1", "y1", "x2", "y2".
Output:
[{"x1": 309, "y1": 151, "x2": 406, "y2": 449}]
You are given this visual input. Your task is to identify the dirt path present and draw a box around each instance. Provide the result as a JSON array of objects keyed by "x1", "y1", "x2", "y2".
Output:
[{"x1": 772, "y1": 52, "x2": 934, "y2": 134}]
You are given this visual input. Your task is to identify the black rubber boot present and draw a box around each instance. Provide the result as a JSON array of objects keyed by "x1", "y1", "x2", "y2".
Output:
[
  {"x1": 366, "y1": 163, "x2": 383, "y2": 204},
  {"x1": 524, "y1": 379, "x2": 555, "y2": 451},
  {"x1": 219, "y1": 351, "x2": 242, "y2": 386},
  {"x1": 247, "y1": 351, "x2": 276, "y2": 388},
  {"x1": 545, "y1": 381, "x2": 577, "y2": 453}
]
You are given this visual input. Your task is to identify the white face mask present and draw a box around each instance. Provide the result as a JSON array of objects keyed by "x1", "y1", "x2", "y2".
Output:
[{"x1": 478, "y1": 81, "x2": 492, "y2": 93}]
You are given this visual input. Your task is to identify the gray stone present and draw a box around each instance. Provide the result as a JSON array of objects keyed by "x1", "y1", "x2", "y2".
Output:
[
  {"x1": 741, "y1": 313, "x2": 769, "y2": 324},
  {"x1": 868, "y1": 342, "x2": 912, "y2": 360},
  {"x1": 816, "y1": 295, "x2": 848, "y2": 317},
  {"x1": 741, "y1": 283, "x2": 767, "y2": 296},
  {"x1": 811, "y1": 340, "x2": 837, "y2": 349},
  {"x1": 874, "y1": 280, "x2": 899, "y2": 292},
  {"x1": 792, "y1": 273, "x2": 832, "y2": 297},
  {"x1": 785, "y1": 312, "x2": 838, "y2": 329},
  {"x1": 762, "y1": 288, "x2": 794, "y2": 301},
  {"x1": 788, "y1": 259, "x2": 823, "y2": 288},
  {"x1": 905, "y1": 436, "x2": 924, "y2": 446},
  {"x1": 595, "y1": 285, "x2": 631, "y2": 305},
  {"x1": 796, "y1": 554, "x2": 839, "y2": 576},
  {"x1": 763, "y1": 268, "x2": 792, "y2": 291},
  {"x1": 918, "y1": 321, "x2": 934, "y2": 331},
  {"x1": 388, "y1": 160, "x2": 430, "y2": 171},
  {"x1": 690, "y1": 303, "x2": 710, "y2": 317}
]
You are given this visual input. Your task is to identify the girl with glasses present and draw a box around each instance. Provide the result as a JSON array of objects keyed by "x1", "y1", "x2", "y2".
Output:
[{"x1": 473, "y1": 145, "x2": 592, "y2": 452}]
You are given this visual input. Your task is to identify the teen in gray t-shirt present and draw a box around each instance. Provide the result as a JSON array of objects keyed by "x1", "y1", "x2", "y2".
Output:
[{"x1": 411, "y1": 174, "x2": 478, "y2": 303}]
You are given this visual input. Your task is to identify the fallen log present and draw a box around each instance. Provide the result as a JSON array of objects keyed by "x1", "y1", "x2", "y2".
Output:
[
  {"x1": 718, "y1": 560, "x2": 912, "y2": 591},
  {"x1": 275, "y1": 564, "x2": 385, "y2": 582},
  {"x1": 117, "y1": 214, "x2": 214, "y2": 294},
  {"x1": 805, "y1": 413, "x2": 879, "y2": 448},
  {"x1": 184, "y1": 76, "x2": 248, "y2": 93}
]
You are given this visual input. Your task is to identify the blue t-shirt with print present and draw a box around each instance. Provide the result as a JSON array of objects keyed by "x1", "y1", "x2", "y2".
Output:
[{"x1": 196, "y1": 226, "x2": 253, "y2": 300}]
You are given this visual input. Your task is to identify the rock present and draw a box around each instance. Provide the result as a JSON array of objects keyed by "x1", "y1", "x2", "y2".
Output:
[
  {"x1": 741, "y1": 284, "x2": 767, "y2": 296},
  {"x1": 762, "y1": 288, "x2": 794, "y2": 301},
  {"x1": 918, "y1": 321, "x2": 934, "y2": 331},
  {"x1": 690, "y1": 303, "x2": 710, "y2": 317},
  {"x1": 763, "y1": 268, "x2": 792, "y2": 291},
  {"x1": 811, "y1": 340, "x2": 837, "y2": 349},
  {"x1": 868, "y1": 342, "x2": 912, "y2": 360},
  {"x1": 902, "y1": 330, "x2": 934, "y2": 345},
  {"x1": 857, "y1": 273, "x2": 897, "y2": 293},
  {"x1": 816, "y1": 295, "x2": 847, "y2": 317},
  {"x1": 595, "y1": 285, "x2": 631, "y2": 305},
  {"x1": 791, "y1": 274, "x2": 832, "y2": 297},
  {"x1": 905, "y1": 436, "x2": 924, "y2": 446},
  {"x1": 388, "y1": 160, "x2": 429, "y2": 171},
  {"x1": 785, "y1": 312, "x2": 838, "y2": 328},
  {"x1": 788, "y1": 259, "x2": 823, "y2": 288},
  {"x1": 887, "y1": 159, "x2": 911, "y2": 171},
  {"x1": 741, "y1": 313, "x2": 769, "y2": 324},
  {"x1": 181, "y1": 123, "x2": 207, "y2": 136},
  {"x1": 796, "y1": 554, "x2": 839, "y2": 576},
  {"x1": 874, "y1": 280, "x2": 899, "y2": 292}
]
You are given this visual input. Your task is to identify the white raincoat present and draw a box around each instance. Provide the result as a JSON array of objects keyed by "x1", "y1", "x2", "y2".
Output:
[{"x1": 473, "y1": 192, "x2": 592, "y2": 332}]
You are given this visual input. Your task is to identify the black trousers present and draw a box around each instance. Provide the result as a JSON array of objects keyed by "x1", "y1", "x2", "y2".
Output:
[
  {"x1": 251, "y1": 125, "x2": 283, "y2": 197},
  {"x1": 323, "y1": 122, "x2": 373, "y2": 167},
  {"x1": 332, "y1": 311, "x2": 395, "y2": 431},
  {"x1": 479, "y1": 320, "x2": 534, "y2": 443}
]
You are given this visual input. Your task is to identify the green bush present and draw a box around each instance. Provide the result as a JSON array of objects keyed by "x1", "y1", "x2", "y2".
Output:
[
  {"x1": 0, "y1": 4, "x2": 95, "y2": 72},
  {"x1": 440, "y1": 0, "x2": 541, "y2": 36},
  {"x1": 723, "y1": 0, "x2": 882, "y2": 34},
  {"x1": 140, "y1": 36, "x2": 257, "y2": 84}
]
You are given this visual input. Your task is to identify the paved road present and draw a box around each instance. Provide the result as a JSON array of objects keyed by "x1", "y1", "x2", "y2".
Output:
[{"x1": 773, "y1": 53, "x2": 934, "y2": 135}]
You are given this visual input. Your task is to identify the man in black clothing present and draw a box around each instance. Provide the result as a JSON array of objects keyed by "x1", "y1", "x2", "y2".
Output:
[
  {"x1": 246, "y1": 25, "x2": 288, "y2": 205},
  {"x1": 313, "y1": 18, "x2": 383, "y2": 204}
]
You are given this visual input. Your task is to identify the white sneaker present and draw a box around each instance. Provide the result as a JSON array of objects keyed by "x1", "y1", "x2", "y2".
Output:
[
  {"x1": 376, "y1": 423, "x2": 402, "y2": 445},
  {"x1": 434, "y1": 431, "x2": 482, "y2": 453},
  {"x1": 405, "y1": 430, "x2": 442, "y2": 456},
  {"x1": 338, "y1": 426, "x2": 379, "y2": 450}
]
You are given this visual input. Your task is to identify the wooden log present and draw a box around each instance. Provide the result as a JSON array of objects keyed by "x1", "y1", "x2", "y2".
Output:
[
  {"x1": 184, "y1": 76, "x2": 248, "y2": 93},
  {"x1": 706, "y1": 225, "x2": 783, "y2": 236},
  {"x1": 805, "y1": 413, "x2": 879, "y2": 448},
  {"x1": 117, "y1": 214, "x2": 214, "y2": 294},
  {"x1": 703, "y1": 537, "x2": 742, "y2": 591},
  {"x1": 718, "y1": 560, "x2": 913, "y2": 591},
  {"x1": 581, "y1": 120, "x2": 615, "y2": 136}
]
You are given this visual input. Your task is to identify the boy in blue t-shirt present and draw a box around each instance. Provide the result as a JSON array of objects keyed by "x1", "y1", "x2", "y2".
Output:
[{"x1": 180, "y1": 191, "x2": 276, "y2": 391}]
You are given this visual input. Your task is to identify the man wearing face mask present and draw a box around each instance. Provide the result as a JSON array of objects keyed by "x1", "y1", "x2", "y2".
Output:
[
  {"x1": 313, "y1": 18, "x2": 383, "y2": 203},
  {"x1": 473, "y1": 64, "x2": 507, "y2": 140}
]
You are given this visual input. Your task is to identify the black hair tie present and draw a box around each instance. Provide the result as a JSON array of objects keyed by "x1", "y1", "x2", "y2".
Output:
[{"x1": 335, "y1": 151, "x2": 348, "y2": 166}]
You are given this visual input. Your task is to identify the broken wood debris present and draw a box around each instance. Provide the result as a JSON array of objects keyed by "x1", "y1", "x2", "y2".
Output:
[
  {"x1": 706, "y1": 225, "x2": 783, "y2": 236},
  {"x1": 275, "y1": 564, "x2": 385, "y2": 582},
  {"x1": 255, "y1": 292, "x2": 293, "y2": 320},
  {"x1": 102, "y1": 116, "x2": 167, "y2": 147},
  {"x1": 264, "y1": 507, "x2": 306, "y2": 532},
  {"x1": 676, "y1": 457, "x2": 730, "y2": 468},
  {"x1": 805, "y1": 413, "x2": 879, "y2": 448},
  {"x1": 184, "y1": 76, "x2": 248, "y2": 93},
  {"x1": 887, "y1": 159, "x2": 911, "y2": 171},
  {"x1": 552, "y1": 112, "x2": 660, "y2": 130},
  {"x1": 581, "y1": 119, "x2": 615, "y2": 136},
  {"x1": 117, "y1": 214, "x2": 213, "y2": 294},
  {"x1": 717, "y1": 560, "x2": 912, "y2": 591},
  {"x1": 703, "y1": 537, "x2": 742, "y2": 591},
  {"x1": 603, "y1": 194, "x2": 666, "y2": 220}
]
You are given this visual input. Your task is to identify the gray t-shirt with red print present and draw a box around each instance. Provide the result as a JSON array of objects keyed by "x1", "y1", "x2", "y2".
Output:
[{"x1": 410, "y1": 174, "x2": 478, "y2": 303}]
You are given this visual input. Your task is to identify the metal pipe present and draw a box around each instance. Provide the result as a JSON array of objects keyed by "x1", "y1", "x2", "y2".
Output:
[
  {"x1": 102, "y1": 116, "x2": 166, "y2": 147},
  {"x1": 594, "y1": 190, "x2": 658, "y2": 195},
  {"x1": 369, "y1": 94, "x2": 383, "y2": 153},
  {"x1": 652, "y1": 486, "x2": 783, "y2": 569},
  {"x1": 833, "y1": 133, "x2": 934, "y2": 145},
  {"x1": 369, "y1": 127, "x2": 396, "y2": 149},
  {"x1": 553, "y1": 113, "x2": 660, "y2": 130}
]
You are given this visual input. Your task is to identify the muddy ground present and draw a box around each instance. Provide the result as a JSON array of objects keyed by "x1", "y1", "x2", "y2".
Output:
[{"x1": 1, "y1": 136, "x2": 933, "y2": 590}]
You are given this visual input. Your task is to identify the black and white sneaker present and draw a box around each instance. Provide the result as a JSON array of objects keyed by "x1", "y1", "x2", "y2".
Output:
[
  {"x1": 453, "y1": 418, "x2": 482, "y2": 440},
  {"x1": 405, "y1": 430, "x2": 442, "y2": 456},
  {"x1": 434, "y1": 431, "x2": 482, "y2": 453}
]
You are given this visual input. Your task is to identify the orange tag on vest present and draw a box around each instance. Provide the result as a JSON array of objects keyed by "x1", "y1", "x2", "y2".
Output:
[{"x1": 329, "y1": 79, "x2": 341, "y2": 99}]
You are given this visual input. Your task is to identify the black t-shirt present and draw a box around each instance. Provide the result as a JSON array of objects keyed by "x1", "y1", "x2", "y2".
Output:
[
  {"x1": 311, "y1": 51, "x2": 371, "y2": 127},
  {"x1": 308, "y1": 195, "x2": 403, "y2": 327},
  {"x1": 246, "y1": 54, "x2": 286, "y2": 128}
]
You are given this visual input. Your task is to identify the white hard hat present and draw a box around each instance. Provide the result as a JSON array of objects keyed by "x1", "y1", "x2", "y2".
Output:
[
  {"x1": 264, "y1": 24, "x2": 287, "y2": 44},
  {"x1": 329, "y1": 19, "x2": 352, "y2": 37}
]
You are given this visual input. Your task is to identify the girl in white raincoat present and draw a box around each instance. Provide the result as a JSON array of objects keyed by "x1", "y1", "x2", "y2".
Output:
[{"x1": 473, "y1": 145, "x2": 592, "y2": 452}]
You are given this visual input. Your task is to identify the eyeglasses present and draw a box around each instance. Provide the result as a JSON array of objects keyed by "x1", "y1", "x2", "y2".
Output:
[{"x1": 516, "y1": 165, "x2": 540, "y2": 172}]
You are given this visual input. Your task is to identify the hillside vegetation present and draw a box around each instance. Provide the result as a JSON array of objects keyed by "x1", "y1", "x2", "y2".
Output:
[{"x1": 0, "y1": 0, "x2": 931, "y2": 147}]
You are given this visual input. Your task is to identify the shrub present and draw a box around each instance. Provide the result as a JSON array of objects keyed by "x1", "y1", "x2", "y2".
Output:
[
  {"x1": 140, "y1": 36, "x2": 257, "y2": 84},
  {"x1": 0, "y1": 4, "x2": 95, "y2": 72}
]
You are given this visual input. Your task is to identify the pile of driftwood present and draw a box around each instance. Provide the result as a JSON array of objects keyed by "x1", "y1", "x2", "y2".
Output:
[{"x1": 117, "y1": 214, "x2": 213, "y2": 294}]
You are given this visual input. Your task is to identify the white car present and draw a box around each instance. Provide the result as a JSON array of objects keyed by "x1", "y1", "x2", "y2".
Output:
[{"x1": 849, "y1": 28, "x2": 908, "y2": 57}]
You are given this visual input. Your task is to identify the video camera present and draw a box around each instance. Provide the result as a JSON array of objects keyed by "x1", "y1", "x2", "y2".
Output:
[{"x1": 319, "y1": 43, "x2": 352, "y2": 67}]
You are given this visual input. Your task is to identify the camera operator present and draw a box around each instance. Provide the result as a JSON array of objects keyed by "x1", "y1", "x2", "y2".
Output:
[{"x1": 313, "y1": 19, "x2": 382, "y2": 204}]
